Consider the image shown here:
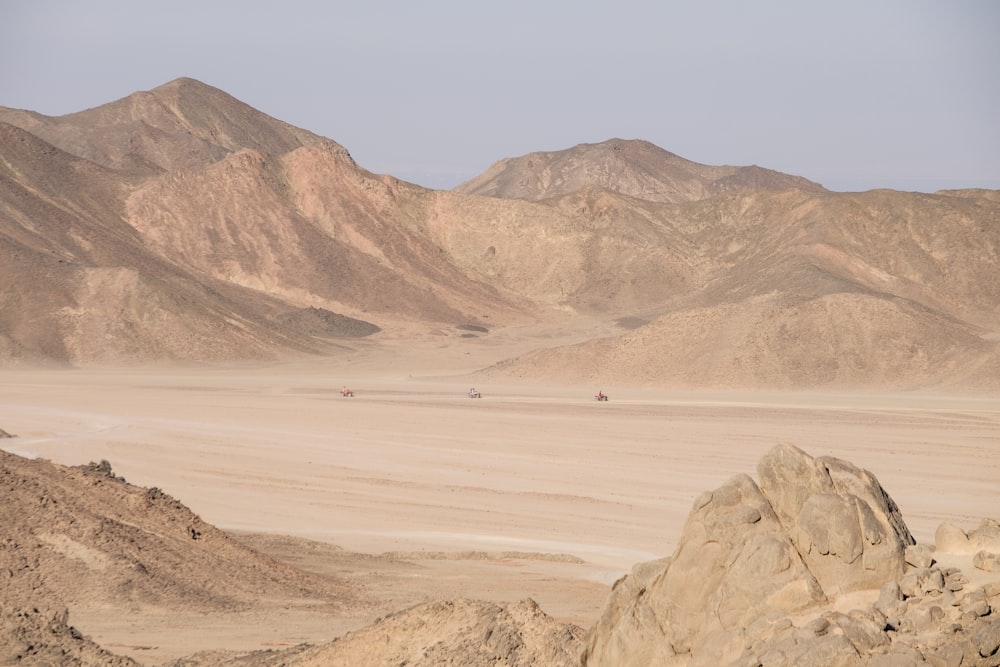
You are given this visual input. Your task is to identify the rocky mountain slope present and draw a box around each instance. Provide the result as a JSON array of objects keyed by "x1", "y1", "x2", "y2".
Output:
[
  {"x1": 2, "y1": 78, "x2": 998, "y2": 389},
  {"x1": 0, "y1": 79, "x2": 528, "y2": 366},
  {"x1": 470, "y1": 184, "x2": 1000, "y2": 390}
]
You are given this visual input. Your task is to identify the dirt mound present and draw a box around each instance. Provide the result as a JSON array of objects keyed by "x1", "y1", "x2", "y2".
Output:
[{"x1": 0, "y1": 450, "x2": 356, "y2": 640}]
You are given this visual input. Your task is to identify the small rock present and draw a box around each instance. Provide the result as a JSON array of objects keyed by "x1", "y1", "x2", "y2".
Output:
[
  {"x1": 909, "y1": 604, "x2": 948, "y2": 632},
  {"x1": 807, "y1": 617, "x2": 830, "y2": 635},
  {"x1": 973, "y1": 617, "x2": 1000, "y2": 658},
  {"x1": 973, "y1": 550, "x2": 1000, "y2": 573},
  {"x1": 922, "y1": 568, "x2": 946, "y2": 595},
  {"x1": 925, "y1": 641, "x2": 966, "y2": 667},
  {"x1": 899, "y1": 567, "x2": 944, "y2": 598},
  {"x1": 905, "y1": 543, "x2": 934, "y2": 568},
  {"x1": 899, "y1": 571, "x2": 921, "y2": 599},
  {"x1": 876, "y1": 581, "x2": 904, "y2": 616},
  {"x1": 961, "y1": 590, "x2": 991, "y2": 618},
  {"x1": 970, "y1": 600, "x2": 992, "y2": 618}
]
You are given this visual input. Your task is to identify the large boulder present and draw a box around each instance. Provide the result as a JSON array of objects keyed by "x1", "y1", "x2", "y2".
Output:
[
  {"x1": 583, "y1": 444, "x2": 924, "y2": 666},
  {"x1": 583, "y1": 467, "x2": 828, "y2": 666},
  {"x1": 757, "y1": 443, "x2": 915, "y2": 595}
]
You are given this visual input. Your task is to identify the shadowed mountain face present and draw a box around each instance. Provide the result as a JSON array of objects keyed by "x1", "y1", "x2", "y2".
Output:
[{"x1": 1, "y1": 77, "x2": 998, "y2": 388}]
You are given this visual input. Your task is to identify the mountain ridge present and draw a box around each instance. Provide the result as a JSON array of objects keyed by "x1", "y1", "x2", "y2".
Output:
[{"x1": 1, "y1": 77, "x2": 997, "y2": 389}]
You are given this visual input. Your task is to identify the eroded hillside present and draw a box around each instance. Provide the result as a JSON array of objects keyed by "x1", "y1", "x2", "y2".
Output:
[{"x1": 1, "y1": 78, "x2": 998, "y2": 389}]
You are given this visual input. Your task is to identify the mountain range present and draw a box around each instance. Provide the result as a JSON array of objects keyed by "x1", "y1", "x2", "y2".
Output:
[{"x1": 2, "y1": 77, "x2": 997, "y2": 390}]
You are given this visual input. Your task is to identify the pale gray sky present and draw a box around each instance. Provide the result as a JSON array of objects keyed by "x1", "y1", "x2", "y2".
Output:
[{"x1": 2, "y1": 1, "x2": 998, "y2": 192}]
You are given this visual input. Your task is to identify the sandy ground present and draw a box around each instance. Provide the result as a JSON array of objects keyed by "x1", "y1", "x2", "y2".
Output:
[{"x1": 2, "y1": 333, "x2": 999, "y2": 662}]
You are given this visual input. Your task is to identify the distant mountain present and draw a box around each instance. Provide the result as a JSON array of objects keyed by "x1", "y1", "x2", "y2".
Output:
[
  {"x1": 487, "y1": 290, "x2": 1000, "y2": 391},
  {"x1": 0, "y1": 79, "x2": 529, "y2": 365},
  {"x1": 1, "y1": 78, "x2": 998, "y2": 389},
  {"x1": 0, "y1": 76, "x2": 326, "y2": 175},
  {"x1": 453, "y1": 138, "x2": 826, "y2": 203},
  {"x1": 472, "y1": 184, "x2": 1000, "y2": 390}
]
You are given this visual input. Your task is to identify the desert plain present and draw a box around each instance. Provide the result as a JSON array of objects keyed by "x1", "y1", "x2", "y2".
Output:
[{"x1": 2, "y1": 328, "x2": 997, "y2": 664}]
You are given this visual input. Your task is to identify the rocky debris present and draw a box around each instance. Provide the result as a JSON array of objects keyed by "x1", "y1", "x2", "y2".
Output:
[
  {"x1": 0, "y1": 605, "x2": 139, "y2": 667},
  {"x1": 583, "y1": 444, "x2": 1000, "y2": 666},
  {"x1": 165, "y1": 598, "x2": 585, "y2": 667},
  {"x1": 0, "y1": 448, "x2": 356, "y2": 647},
  {"x1": 0, "y1": 427, "x2": 14, "y2": 438}
]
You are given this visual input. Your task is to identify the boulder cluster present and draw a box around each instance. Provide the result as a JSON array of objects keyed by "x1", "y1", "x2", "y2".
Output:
[{"x1": 583, "y1": 444, "x2": 1000, "y2": 666}]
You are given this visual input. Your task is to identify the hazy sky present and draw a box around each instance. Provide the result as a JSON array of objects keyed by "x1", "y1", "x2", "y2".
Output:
[{"x1": 2, "y1": 1, "x2": 998, "y2": 192}]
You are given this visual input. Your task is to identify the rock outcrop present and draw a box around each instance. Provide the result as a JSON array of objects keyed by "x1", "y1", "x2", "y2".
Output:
[
  {"x1": 756, "y1": 443, "x2": 914, "y2": 595},
  {"x1": 0, "y1": 605, "x2": 139, "y2": 667},
  {"x1": 583, "y1": 444, "x2": 1000, "y2": 666}
]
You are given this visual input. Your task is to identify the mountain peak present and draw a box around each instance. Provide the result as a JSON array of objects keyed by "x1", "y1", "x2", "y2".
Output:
[
  {"x1": 454, "y1": 138, "x2": 824, "y2": 203},
  {"x1": 0, "y1": 77, "x2": 331, "y2": 174}
]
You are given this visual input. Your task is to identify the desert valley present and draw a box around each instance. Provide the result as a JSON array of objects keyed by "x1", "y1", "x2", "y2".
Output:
[{"x1": 1, "y1": 78, "x2": 999, "y2": 665}]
